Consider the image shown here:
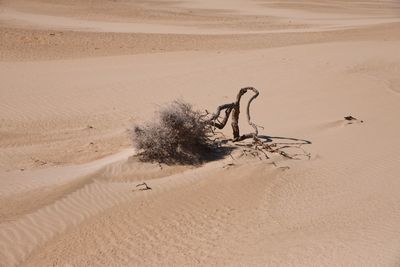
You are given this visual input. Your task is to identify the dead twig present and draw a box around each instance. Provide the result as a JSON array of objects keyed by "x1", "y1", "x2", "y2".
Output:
[{"x1": 136, "y1": 182, "x2": 152, "y2": 191}]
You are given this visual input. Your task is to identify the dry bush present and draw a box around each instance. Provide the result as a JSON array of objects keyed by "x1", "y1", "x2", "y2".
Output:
[
  {"x1": 132, "y1": 100, "x2": 214, "y2": 164},
  {"x1": 132, "y1": 88, "x2": 312, "y2": 166}
]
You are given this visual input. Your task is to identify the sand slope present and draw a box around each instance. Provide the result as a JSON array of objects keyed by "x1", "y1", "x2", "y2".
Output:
[{"x1": 1, "y1": 0, "x2": 400, "y2": 266}]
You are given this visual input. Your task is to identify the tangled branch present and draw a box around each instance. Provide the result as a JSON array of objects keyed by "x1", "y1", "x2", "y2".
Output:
[{"x1": 207, "y1": 87, "x2": 311, "y2": 163}]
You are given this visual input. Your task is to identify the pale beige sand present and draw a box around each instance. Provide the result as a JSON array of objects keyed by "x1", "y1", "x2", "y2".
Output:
[{"x1": 1, "y1": 0, "x2": 400, "y2": 266}]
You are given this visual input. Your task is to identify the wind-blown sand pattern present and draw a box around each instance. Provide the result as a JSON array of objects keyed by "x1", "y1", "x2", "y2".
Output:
[{"x1": 1, "y1": 0, "x2": 400, "y2": 266}]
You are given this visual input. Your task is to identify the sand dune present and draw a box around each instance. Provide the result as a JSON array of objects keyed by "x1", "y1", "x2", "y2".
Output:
[
  {"x1": 2, "y1": 0, "x2": 400, "y2": 34},
  {"x1": 2, "y1": 6, "x2": 399, "y2": 34},
  {"x1": 1, "y1": 0, "x2": 400, "y2": 266}
]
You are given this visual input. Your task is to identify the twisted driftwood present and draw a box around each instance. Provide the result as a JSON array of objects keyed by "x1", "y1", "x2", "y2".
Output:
[
  {"x1": 208, "y1": 86, "x2": 259, "y2": 141},
  {"x1": 207, "y1": 87, "x2": 310, "y2": 162}
]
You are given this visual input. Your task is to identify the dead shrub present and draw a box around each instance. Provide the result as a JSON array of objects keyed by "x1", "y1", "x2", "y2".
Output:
[
  {"x1": 132, "y1": 87, "x2": 312, "y2": 167},
  {"x1": 132, "y1": 100, "x2": 214, "y2": 164}
]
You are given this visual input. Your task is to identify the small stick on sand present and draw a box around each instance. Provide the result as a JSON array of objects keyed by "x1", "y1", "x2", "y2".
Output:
[{"x1": 136, "y1": 182, "x2": 152, "y2": 191}]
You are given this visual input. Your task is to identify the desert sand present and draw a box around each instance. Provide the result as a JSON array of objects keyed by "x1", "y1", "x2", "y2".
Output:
[{"x1": 1, "y1": 0, "x2": 400, "y2": 266}]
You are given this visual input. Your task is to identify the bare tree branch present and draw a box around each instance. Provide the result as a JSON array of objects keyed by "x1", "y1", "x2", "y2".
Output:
[{"x1": 205, "y1": 87, "x2": 311, "y2": 163}]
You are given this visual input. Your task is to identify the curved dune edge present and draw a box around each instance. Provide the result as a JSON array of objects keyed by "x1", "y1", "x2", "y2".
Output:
[
  {"x1": 0, "y1": 149, "x2": 136, "y2": 222},
  {"x1": 1, "y1": 8, "x2": 399, "y2": 35},
  {"x1": 0, "y1": 148, "x2": 261, "y2": 266},
  {"x1": 0, "y1": 149, "x2": 136, "y2": 198}
]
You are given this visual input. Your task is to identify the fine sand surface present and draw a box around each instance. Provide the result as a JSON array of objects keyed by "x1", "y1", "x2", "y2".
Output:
[{"x1": 1, "y1": 0, "x2": 400, "y2": 266}]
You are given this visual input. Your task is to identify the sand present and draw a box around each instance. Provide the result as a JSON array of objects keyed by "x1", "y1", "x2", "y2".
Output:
[{"x1": 1, "y1": 0, "x2": 400, "y2": 266}]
